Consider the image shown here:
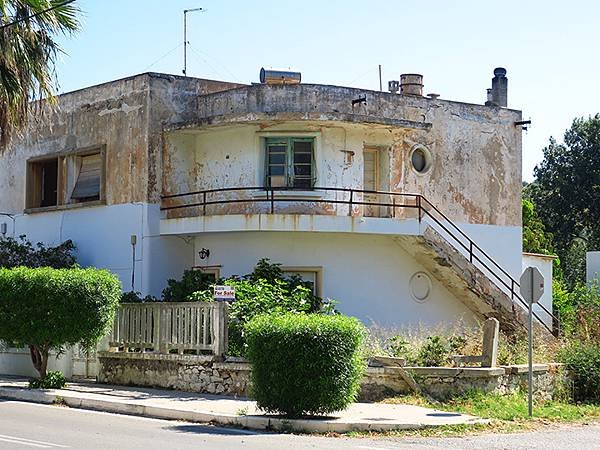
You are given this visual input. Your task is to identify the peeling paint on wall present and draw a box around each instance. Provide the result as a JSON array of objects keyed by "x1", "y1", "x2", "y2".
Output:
[{"x1": 0, "y1": 74, "x2": 521, "y2": 229}]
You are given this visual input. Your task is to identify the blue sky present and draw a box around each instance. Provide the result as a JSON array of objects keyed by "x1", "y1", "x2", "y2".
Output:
[{"x1": 54, "y1": 0, "x2": 600, "y2": 181}]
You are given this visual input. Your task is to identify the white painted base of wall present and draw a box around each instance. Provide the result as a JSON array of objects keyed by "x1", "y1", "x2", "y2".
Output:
[
  {"x1": 193, "y1": 231, "x2": 478, "y2": 329},
  {"x1": 0, "y1": 349, "x2": 74, "y2": 379},
  {"x1": 8, "y1": 202, "x2": 194, "y2": 297}
]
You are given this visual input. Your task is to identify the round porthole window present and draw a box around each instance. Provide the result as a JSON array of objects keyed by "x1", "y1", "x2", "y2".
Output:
[
  {"x1": 410, "y1": 271, "x2": 432, "y2": 303},
  {"x1": 410, "y1": 145, "x2": 432, "y2": 174}
]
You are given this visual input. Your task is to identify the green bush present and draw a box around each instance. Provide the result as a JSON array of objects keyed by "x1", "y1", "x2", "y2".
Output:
[
  {"x1": 0, "y1": 267, "x2": 121, "y2": 377},
  {"x1": 417, "y1": 335, "x2": 449, "y2": 367},
  {"x1": 120, "y1": 290, "x2": 159, "y2": 303},
  {"x1": 386, "y1": 334, "x2": 454, "y2": 366},
  {"x1": 0, "y1": 235, "x2": 76, "y2": 268},
  {"x1": 29, "y1": 370, "x2": 67, "y2": 389},
  {"x1": 161, "y1": 269, "x2": 214, "y2": 302},
  {"x1": 191, "y1": 278, "x2": 327, "y2": 356},
  {"x1": 559, "y1": 341, "x2": 600, "y2": 403},
  {"x1": 245, "y1": 313, "x2": 366, "y2": 417},
  {"x1": 554, "y1": 280, "x2": 600, "y2": 341}
]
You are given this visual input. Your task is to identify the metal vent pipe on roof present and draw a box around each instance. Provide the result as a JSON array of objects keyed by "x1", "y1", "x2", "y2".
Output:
[
  {"x1": 260, "y1": 68, "x2": 301, "y2": 85},
  {"x1": 400, "y1": 73, "x2": 424, "y2": 96}
]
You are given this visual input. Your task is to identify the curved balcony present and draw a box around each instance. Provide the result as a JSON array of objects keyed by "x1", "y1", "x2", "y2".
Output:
[{"x1": 161, "y1": 186, "x2": 421, "y2": 219}]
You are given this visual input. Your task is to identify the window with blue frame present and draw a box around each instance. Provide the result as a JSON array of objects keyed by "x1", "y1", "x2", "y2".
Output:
[{"x1": 265, "y1": 137, "x2": 315, "y2": 189}]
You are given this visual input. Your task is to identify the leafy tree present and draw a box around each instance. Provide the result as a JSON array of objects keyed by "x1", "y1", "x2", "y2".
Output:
[
  {"x1": 522, "y1": 198, "x2": 563, "y2": 281},
  {"x1": 0, "y1": 0, "x2": 80, "y2": 146},
  {"x1": 0, "y1": 267, "x2": 121, "y2": 377},
  {"x1": 528, "y1": 114, "x2": 600, "y2": 286},
  {"x1": 522, "y1": 199, "x2": 555, "y2": 255},
  {"x1": 187, "y1": 258, "x2": 334, "y2": 355}
]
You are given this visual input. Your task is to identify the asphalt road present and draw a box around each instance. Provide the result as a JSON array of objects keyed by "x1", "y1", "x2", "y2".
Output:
[{"x1": 0, "y1": 400, "x2": 599, "y2": 449}]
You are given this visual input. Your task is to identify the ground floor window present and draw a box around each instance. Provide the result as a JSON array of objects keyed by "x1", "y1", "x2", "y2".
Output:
[
  {"x1": 192, "y1": 266, "x2": 221, "y2": 283},
  {"x1": 281, "y1": 266, "x2": 322, "y2": 297}
]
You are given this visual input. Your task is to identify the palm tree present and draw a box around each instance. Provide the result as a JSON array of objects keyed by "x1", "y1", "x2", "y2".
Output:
[{"x1": 0, "y1": 0, "x2": 79, "y2": 148}]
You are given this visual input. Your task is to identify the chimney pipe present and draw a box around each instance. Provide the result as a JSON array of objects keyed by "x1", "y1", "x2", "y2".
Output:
[
  {"x1": 400, "y1": 74, "x2": 424, "y2": 96},
  {"x1": 490, "y1": 67, "x2": 507, "y2": 107}
]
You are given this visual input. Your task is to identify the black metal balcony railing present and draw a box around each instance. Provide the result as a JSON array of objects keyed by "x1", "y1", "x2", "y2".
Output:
[{"x1": 161, "y1": 186, "x2": 558, "y2": 336}]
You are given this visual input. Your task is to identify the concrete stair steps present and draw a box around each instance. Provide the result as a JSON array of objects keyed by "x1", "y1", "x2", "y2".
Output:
[{"x1": 394, "y1": 226, "x2": 550, "y2": 337}]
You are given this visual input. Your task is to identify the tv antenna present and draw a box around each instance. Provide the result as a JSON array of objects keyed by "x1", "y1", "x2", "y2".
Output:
[{"x1": 183, "y1": 7, "x2": 205, "y2": 76}]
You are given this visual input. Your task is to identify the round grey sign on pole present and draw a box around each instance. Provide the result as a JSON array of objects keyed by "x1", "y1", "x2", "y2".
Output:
[{"x1": 520, "y1": 266, "x2": 544, "y2": 304}]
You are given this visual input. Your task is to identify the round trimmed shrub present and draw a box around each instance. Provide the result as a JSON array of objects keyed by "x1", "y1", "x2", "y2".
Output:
[
  {"x1": 245, "y1": 313, "x2": 366, "y2": 417},
  {"x1": 0, "y1": 267, "x2": 121, "y2": 378}
]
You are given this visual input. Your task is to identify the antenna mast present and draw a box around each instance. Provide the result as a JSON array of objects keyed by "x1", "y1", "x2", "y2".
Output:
[{"x1": 183, "y1": 7, "x2": 204, "y2": 76}]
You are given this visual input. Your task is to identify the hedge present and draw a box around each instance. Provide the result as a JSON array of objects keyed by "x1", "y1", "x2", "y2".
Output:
[{"x1": 245, "y1": 313, "x2": 365, "y2": 417}]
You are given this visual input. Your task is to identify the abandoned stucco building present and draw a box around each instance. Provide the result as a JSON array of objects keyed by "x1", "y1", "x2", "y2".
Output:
[{"x1": 0, "y1": 68, "x2": 554, "y2": 346}]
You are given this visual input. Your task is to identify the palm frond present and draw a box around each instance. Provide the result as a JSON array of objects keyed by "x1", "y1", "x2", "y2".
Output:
[{"x1": 0, "y1": 0, "x2": 80, "y2": 148}]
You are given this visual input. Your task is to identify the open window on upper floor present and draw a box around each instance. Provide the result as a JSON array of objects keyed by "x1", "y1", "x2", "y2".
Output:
[
  {"x1": 26, "y1": 146, "x2": 105, "y2": 211},
  {"x1": 265, "y1": 137, "x2": 315, "y2": 190}
]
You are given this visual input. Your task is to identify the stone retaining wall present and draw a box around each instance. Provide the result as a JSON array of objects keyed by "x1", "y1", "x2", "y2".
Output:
[
  {"x1": 361, "y1": 364, "x2": 566, "y2": 401},
  {"x1": 97, "y1": 352, "x2": 250, "y2": 396},
  {"x1": 98, "y1": 353, "x2": 565, "y2": 402}
]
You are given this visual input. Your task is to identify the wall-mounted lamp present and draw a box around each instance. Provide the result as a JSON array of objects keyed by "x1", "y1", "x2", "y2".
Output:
[
  {"x1": 0, "y1": 223, "x2": 6, "y2": 237},
  {"x1": 199, "y1": 248, "x2": 210, "y2": 260}
]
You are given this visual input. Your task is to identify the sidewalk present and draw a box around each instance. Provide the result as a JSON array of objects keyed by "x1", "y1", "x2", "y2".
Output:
[{"x1": 0, "y1": 376, "x2": 485, "y2": 433}]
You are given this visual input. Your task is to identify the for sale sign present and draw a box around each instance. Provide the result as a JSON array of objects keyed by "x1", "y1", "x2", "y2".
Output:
[{"x1": 214, "y1": 285, "x2": 235, "y2": 301}]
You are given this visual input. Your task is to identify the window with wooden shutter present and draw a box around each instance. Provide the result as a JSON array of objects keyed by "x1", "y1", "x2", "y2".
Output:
[{"x1": 70, "y1": 152, "x2": 101, "y2": 202}]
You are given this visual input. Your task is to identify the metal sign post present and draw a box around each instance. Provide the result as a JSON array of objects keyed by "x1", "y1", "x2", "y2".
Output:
[{"x1": 520, "y1": 266, "x2": 544, "y2": 417}]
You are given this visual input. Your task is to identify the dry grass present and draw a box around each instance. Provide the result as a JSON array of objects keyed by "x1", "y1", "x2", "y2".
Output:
[
  {"x1": 363, "y1": 319, "x2": 565, "y2": 366},
  {"x1": 346, "y1": 392, "x2": 600, "y2": 439}
]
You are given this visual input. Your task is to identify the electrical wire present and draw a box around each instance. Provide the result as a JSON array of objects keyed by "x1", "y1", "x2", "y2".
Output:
[
  {"x1": 142, "y1": 43, "x2": 184, "y2": 72},
  {"x1": 0, "y1": 0, "x2": 76, "y2": 30},
  {"x1": 187, "y1": 43, "x2": 243, "y2": 82}
]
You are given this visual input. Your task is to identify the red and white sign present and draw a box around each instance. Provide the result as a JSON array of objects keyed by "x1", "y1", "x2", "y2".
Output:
[{"x1": 214, "y1": 285, "x2": 235, "y2": 301}]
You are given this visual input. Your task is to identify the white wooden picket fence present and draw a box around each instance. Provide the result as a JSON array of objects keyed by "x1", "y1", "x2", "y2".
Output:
[{"x1": 109, "y1": 302, "x2": 228, "y2": 356}]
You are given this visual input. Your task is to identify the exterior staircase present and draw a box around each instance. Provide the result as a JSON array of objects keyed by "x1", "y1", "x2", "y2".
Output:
[{"x1": 395, "y1": 226, "x2": 553, "y2": 337}]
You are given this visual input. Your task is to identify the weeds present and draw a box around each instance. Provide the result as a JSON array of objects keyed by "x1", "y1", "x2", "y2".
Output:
[{"x1": 364, "y1": 320, "x2": 564, "y2": 367}]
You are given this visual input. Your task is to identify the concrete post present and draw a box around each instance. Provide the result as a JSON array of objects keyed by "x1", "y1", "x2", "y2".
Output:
[
  {"x1": 212, "y1": 302, "x2": 229, "y2": 358},
  {"x1": 481, "y1": 317, "x2": 500, "y2": 367}
]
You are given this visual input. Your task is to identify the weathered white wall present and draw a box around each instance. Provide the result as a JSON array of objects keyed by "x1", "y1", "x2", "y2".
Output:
[
  {"x1": 7, "y1": 203, "x2": 193, "y2": 297},
  {"x1": 450, "y1": 222, "x2": 523, "y2": 280},
  {"x1": 0, "y1": 348, "x2": 74, "y2": 378},
  {"x1": 164, "y1": 120, "x2": 521, "y2": 276},
  {"x1": 522, "y1": 253, "x2": 555, "y2": 328},
  {"x1": 165, "y1": 122, "x2": 393, "y2": 198},
  {"x1": 193, "y1": 231, "x2": 478, "y2": 329},
  {"x1": 190, "y1": 83, "x2": 523, "y2": 227}
]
